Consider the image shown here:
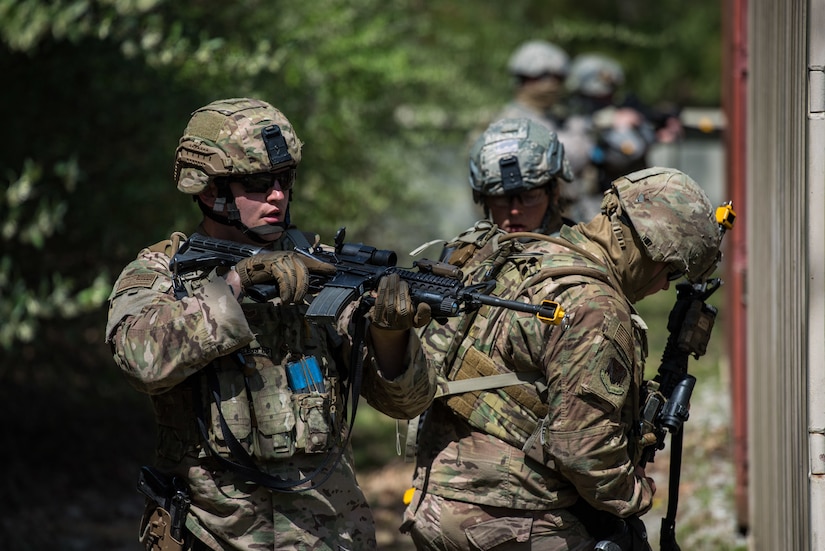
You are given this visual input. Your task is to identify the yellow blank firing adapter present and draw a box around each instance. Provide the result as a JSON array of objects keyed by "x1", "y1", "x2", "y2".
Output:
[
  {"x1": 716, "y1": 201, "x2": 736, "y2": 231},
  {"x1": 537, "y1": 299, "x2": 566, "y2": 325},
  {"x1": 403, "y1": 487, "x2": 416, "y2": 505}
]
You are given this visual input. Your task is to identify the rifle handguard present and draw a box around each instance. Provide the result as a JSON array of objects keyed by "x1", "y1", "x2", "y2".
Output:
[{"x1": 677, "y1": 300, "x2": 717, "y2": 358}]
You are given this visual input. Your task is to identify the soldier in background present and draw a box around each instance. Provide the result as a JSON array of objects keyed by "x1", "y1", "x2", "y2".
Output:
[
  {"x1": 562, "y1": 53, "x2": 673, "y2": 222},
  {"x1": 105, "y1": 97, "x2": 435, "y2": 550},
  {"x1": 467, "y1": 117, "x2": 573, "y2": 235},
  {"x1": 401, "y1": 166, "x2": 725, "y2": 551},
  {"x1": 491, "y1": 41, "x2": 594, "y2": 216},
  {"x1": 493, "y1": 40, "x2": 570, "y2": 132}
]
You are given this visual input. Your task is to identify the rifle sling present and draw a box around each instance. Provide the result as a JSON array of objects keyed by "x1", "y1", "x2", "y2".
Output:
[{"x1": 437, "y1": 371, "x2": 543, "y2": 396}]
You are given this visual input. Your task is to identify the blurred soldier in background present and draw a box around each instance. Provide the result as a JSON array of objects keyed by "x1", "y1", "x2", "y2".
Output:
[
  {"x1": 468, "y1": 117, "x2": 573, "y2": 235},
  {"x1": 562, "y1": 53, "x2": 681, "y2": 222},
  {"x1": 494, "y1": 40, "x2": 570, "y2": 131},
  {"x1": 106, "y1": 97, "x2": 435, "y2": 551},
  {"x1": 492, "y1": 40, "x2": 593, "y2": 220}
]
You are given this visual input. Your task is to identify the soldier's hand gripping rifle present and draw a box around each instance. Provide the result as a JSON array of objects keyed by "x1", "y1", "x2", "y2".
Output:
[
  {"x1": 635, "y1": 202, "x2": 736, "y2": 551},
  {"x1": 170, "y1": 227, "x2": 566, "y2": 326}
]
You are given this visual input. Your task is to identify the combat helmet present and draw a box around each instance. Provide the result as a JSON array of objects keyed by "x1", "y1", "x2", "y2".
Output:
[
  {"x1": 469, "y1": 117, "x2": 573, "y2": 203},
  {"x1": 173, "y1": 98, "x2": 303, "y2": 238},
  {"x1": 507, "y1": 40, "x2": 570, "y2": 79},
  {"x1": 607, "y1": 167, "x2": 722, "y2": 282},
  {"x1": 566, "y1": 53, "x2": 625, "y2": 98}
]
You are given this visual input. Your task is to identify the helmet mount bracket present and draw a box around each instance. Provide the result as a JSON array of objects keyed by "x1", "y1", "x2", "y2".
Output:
[
  {"x1": 500, "y1": 156, "x2": 524, "y2": 193},
  {"x1": 262, "y1": 124, "x2": 293, "y2": 168}
]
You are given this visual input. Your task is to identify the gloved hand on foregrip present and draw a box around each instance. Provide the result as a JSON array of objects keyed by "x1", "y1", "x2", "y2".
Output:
[
  {"x1": 235, "y1": 251, "x2": 334, "y2": 304},
  {"x1": 370, "y1": 273, "x2": 432, "y2": 330}
]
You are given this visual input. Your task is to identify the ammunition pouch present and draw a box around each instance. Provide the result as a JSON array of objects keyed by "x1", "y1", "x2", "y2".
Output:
[
  {"x1": 444, "y1": 347, "x2": 545, "y2": 446},
  {"x1": 291, "y1": 379, "x2": 338, "y2": 454},
  {"x1": 203, "y1": 356, "x2": 338, "y2": 462}
]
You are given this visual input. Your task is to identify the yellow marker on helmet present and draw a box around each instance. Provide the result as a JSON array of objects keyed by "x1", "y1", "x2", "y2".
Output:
[{"x1": 716, "y1": 202, "x2": 736, "y2": 232}]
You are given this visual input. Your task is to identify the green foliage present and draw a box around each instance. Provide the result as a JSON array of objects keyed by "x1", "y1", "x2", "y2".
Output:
[{"x1": 0, "y1": 158, "x2": 111, "y2": 348}]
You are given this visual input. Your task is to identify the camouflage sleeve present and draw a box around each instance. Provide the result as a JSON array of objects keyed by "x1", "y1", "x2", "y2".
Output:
[
  {"x1": 105, "y1": 249, "x2": 255, "y2": 395},
  {"x1": 508, "y1": 284, "x2": 653, "y2": 517},
  {"x1": 335, "y1": 300, "x2": 437, "y2": 419},
  {"x1": 362, "y1": 329, "x2": 437, "y2": 419}
]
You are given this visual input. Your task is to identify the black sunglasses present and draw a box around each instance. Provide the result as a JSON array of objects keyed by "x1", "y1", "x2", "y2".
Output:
[{"x1": 237, "y1": 168, "x2": 297, "y2": 194}]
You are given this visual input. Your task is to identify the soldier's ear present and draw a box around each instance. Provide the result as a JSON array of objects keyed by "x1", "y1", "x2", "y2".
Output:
[{"x1": 198, "y1": 182, "x2": 219, "y2": 208}]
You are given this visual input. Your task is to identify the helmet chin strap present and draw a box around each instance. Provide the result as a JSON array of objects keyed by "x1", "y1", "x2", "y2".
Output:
[
  {"x1": 536, "y1": 207, "x2": 557, "y2": 234},
  {"x1": 198, "y1": 183, "x2": 290, "y2": 244},
  {"x1": 245, "y1": 222, "x2": 287, "y2": 241}
]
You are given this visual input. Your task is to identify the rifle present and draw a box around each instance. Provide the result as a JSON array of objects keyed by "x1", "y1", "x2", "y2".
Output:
[
  {"x1": 168, "y1": 228, "x2": 565, "y2": 492},
  {"x1": 640, "y1": 278, "x2": 722, "y2": 461},
  {"x1": 636, "y1": 278, "x2": 721, "y2": 551},
  {"x1": 620, "y1": 92, "x2": 682, "y2": 135},
  {"x1": 170, "y1": 227, "x2": 566, "y2": 326}
]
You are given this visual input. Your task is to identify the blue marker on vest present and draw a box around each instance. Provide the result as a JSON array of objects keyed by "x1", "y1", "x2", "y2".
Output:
[{"x1": 286, "y1": 356, "x2": 325, "y2": 393}]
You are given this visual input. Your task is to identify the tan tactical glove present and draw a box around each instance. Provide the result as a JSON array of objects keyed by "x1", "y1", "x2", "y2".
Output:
[
  {"x1": 235, "y1": 252, "x2": 335, "y2": 304},
  {"x1": 370, "y1": 273, "x2": 432, "y2": 330}
]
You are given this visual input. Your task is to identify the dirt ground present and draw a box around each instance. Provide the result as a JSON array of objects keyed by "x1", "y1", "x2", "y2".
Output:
[{"x1": 359, "y1": 460, "x2": 418, "y2": 551}]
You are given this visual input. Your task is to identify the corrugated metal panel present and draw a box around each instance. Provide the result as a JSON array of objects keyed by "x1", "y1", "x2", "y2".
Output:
[
  {"x1": 748, "y1": 0, "x2": 809, "y2": 549},
  {"x1": 808, "y1": 1, "x2": 825, "y2": 549}
]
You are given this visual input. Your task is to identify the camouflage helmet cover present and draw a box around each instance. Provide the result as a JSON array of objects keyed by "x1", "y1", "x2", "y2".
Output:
[
  {"x1": 507, "y1": 40, "x2": 570, "y2": 78},
  {"x1": 469, "y1": 118, "x2": 573, "y2": 200},
  {"x1": 174, "y1": 98, "x2": 303, "y2": 194},
  {"x1": 609, "y1": 167, "x2": 722, "y2": 282},
  {"x1": 566, "y1": 53, "x2": 625, "y2": 97}
]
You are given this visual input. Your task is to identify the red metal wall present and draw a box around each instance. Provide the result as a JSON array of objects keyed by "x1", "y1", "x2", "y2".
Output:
[{"x1": 722, "y1": 0, "x2": 749, "y2": 535}]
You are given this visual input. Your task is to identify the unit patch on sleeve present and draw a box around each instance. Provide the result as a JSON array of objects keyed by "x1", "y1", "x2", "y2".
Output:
[{"x1": 115, "y1": 273, "x2": 160, "y2": 294}]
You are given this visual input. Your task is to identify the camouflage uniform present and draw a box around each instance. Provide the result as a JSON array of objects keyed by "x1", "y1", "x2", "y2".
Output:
[
  {"x1": 402, "y1": 167, "x2": 724, "y2": 550},
  {"x1": 106, "y1": 98, "x2": 436, "y2": 551}
]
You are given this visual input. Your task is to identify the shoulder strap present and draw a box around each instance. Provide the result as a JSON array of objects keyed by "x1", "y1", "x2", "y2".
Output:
[
  {"x1": 500, "y1": 232, "x2": 619, "y2": 291},
  {"x1": 285, "y1": 228, "x2": 314, "y2": 250},
  {"x1": 147, "y1": 231, "x2": 188, "y2": 258}
]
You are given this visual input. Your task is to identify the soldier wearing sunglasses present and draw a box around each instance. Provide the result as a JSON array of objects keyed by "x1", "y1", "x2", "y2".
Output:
[{"x1": 470, "y1": 118, "x2": 574, "y2": 235}]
